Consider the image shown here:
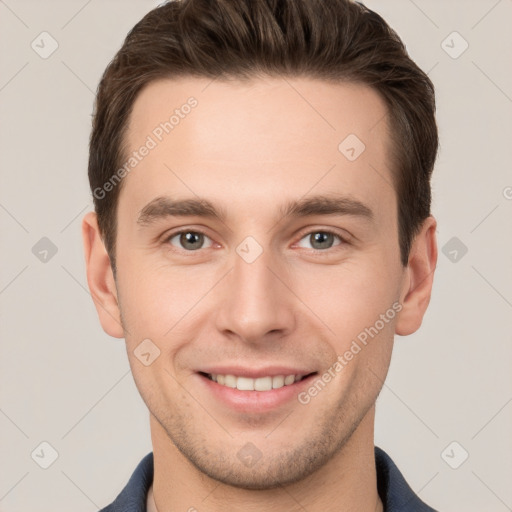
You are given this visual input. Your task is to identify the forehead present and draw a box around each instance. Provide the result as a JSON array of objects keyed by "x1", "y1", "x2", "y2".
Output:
[
  {"x1": 126, "y1": 75, "x2": 390, "y2": 152},
  {"x1": 121, "y1": 76, "x2": 395, "y2": 221}
]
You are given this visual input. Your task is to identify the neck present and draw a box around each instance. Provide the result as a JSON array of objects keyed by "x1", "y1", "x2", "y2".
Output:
[{"x1": 149, "y1": 407, "x2": 382, "y2": 512}]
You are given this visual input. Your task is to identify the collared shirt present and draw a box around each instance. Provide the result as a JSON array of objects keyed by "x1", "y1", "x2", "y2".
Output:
[{"x1": 99, "y1": 446, "x2": 438, "y2": 511}]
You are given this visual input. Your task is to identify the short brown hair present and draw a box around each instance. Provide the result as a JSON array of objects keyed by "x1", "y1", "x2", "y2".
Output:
[{"x1": 88, "y1": 0, "x2": 438, "y2": 270}]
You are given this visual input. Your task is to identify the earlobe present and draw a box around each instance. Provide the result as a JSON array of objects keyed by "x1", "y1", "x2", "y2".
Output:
[
  {"x1": 395, "y1": 216, "x2": 438, "y2": 336},
  {"x1": 81, "y1": 211, "x2": 124, "y2": 338}
]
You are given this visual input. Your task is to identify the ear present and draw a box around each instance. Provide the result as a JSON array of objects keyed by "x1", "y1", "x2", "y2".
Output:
[
  {"x1": 81, "y1": 211, "x2": 124, "y2": 338},
  {"x1": 395, "y1": 216, "x2": 438, "y2": 336}
]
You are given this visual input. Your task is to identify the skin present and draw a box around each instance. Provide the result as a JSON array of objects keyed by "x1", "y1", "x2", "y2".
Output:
[{"x1": 82, "y1": 76, "x2": 437, "y2": 512}]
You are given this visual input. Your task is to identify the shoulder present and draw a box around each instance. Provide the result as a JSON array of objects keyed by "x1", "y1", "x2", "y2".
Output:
[
  {"x1": 99, "y1": 452, "x2": 154, "y2": 512},
  {"x1": 375, "y1": 446, "x2": 439, "y2": 512}
]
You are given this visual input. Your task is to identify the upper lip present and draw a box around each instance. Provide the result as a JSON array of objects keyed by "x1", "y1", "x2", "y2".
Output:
[{"x1": 197, "y1": 366, "x2": 317, "y2": 378}]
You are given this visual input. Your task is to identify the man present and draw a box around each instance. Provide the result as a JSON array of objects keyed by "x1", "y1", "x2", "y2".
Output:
[{"x1": 82, "y1": 0, "x2": 439, "y2": 510}]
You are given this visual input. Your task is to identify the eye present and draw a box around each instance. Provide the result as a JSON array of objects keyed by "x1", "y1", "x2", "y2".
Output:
[
  {"x1": 166, "y1": 230, "x2": 214, "y2": 251},
  {"x1": 296, "y1": 230, "x2": 345, "y2": 250}
]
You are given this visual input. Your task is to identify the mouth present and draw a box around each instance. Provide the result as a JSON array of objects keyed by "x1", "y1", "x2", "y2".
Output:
[
  {"x1": 196, "y1": 368, "x2": 319, "y2": 412},
  {"x1": 199, "y1": 372, "x2": 316, "y2": 391}
]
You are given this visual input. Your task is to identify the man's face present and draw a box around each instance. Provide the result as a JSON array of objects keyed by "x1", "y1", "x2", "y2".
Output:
[{"x1": 112, "y1": 77, "x2": 408, "y2": 488}]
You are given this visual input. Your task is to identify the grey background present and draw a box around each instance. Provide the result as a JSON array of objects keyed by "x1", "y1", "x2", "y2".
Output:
[{"x1": 0, "y1": 1, "x2": 511, "y2": 511}]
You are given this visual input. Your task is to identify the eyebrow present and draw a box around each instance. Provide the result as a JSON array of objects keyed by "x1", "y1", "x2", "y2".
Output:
[{"x1": 136, "y1": 194, "x2": 374, "y2": 227}]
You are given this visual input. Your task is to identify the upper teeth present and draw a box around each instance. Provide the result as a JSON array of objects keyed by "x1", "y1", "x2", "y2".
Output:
[{"x1": 210, "y1": 374, "x2": 303, "y2": 391}]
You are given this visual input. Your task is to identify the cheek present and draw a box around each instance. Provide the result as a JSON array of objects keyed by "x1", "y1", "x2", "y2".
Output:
[
  {"x1": 293, "y1": 258, "x2": 400, "y2": 345},
  {"x1": 116, "y1": 262, "x2": 218, "y2": 347},
  {"x1": 116, "y1": 244, "x2": 243, "y2": 392}
]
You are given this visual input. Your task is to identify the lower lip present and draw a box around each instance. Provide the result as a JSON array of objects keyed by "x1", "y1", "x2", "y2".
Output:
[{"x1": 197, "y1": 373, "x2": 317, "y2": 413}]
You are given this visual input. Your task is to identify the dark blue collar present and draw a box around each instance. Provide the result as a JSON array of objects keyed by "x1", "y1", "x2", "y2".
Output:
[{"x1": 100, "y1": 446, "x2": 438, "y2": 511}]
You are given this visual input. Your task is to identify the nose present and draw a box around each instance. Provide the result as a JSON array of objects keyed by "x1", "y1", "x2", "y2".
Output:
[{"x1": 214, "y1": 245, "x2": 297, "y2": 345}]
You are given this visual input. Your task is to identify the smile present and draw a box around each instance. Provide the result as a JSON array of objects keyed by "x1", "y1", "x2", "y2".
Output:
[
  {"x1": 205, "y1": 373, "x2": 310, "y2": 391},
  {"x1": 197, "y1": 370, "x2": 318, "y2": 412}
]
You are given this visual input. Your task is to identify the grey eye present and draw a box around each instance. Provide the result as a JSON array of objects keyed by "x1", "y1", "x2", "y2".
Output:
[
  {"x1": 297, "y1": 231, "x2": 341, "y2": 250},
  {"x1": 168, "y1": 231, "x2": 213, "y2": 251}
]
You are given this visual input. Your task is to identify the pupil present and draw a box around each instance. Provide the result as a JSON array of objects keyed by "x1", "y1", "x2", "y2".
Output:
[
  {"x1": 181, "y1": 232, "x2": 203, "y2": 250},
  {"x1": 312, "y1": 232, "x2": 332, "y2": 249}
]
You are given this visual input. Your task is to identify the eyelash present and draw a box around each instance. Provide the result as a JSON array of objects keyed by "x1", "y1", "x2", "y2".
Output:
[{"x1": 163, "y1": 228, "x2": 350, "y2": 253}]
